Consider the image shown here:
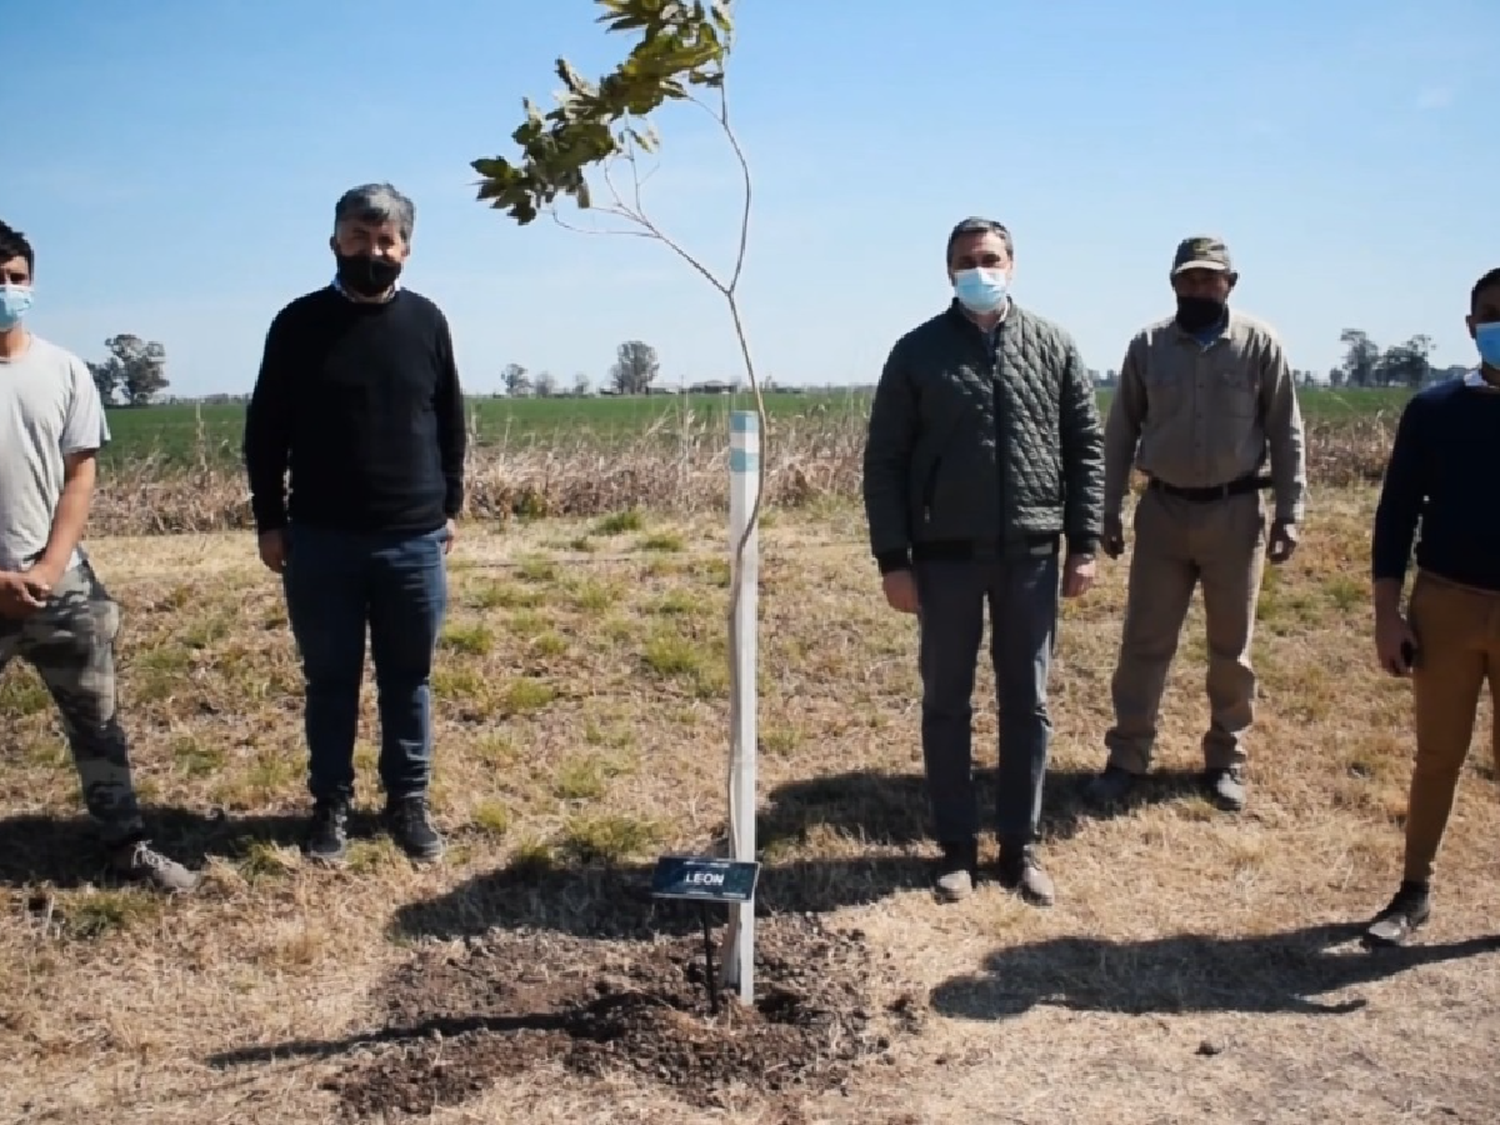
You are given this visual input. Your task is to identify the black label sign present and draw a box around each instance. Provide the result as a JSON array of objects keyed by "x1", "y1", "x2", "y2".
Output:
[{"x1": 650, "y1": 855, "x2": 760, "y2": 903}]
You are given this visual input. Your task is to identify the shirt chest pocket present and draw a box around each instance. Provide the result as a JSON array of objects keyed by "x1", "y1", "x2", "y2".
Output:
[{"x1": 1208, "y1": 355, "x2": 1259, "y2": 419}]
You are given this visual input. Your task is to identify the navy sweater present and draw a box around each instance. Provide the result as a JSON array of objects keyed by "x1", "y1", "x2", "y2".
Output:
[
  {"x1": 1371, "y1": 377, "x2": 1500, "y2": 593},
  {"x1": 243, "y1": 286, "x2": 466, "y2": 534}
]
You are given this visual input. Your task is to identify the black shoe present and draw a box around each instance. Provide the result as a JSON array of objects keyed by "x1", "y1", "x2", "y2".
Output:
[
  {"x1": 384, "y1": 794, "x2": 444, "y2": 862},
  {"x1": 304, "y1": 799, "x2": 349, "y2": 864},
  {"x1": 1364, "y1": 880, "x2": 1432, "y2": 947},
  {"x1": 1085, "y1": 765, "x2": 1139, "y2": 805}
]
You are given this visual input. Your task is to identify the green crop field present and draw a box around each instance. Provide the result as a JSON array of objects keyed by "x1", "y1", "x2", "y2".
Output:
[{"x1": 99, "y1": 385, "x2": 1414, "y2": 469}]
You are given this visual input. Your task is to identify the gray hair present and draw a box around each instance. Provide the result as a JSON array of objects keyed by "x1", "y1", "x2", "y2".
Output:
[
  {"x1": 333, "y1": 182, "x2": 415, "y2": 241},
  {"x1": 946, "y1": 216, "x2": 1013, "y2": 264}
]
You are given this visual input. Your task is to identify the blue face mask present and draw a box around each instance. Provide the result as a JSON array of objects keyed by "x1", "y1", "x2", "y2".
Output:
[
  {"x1": 1476, "y1": 322, "x2": 1500, "y2": 368},
  {"x1": 0, "y1": 284, "x2": 33, "y2": 330},
  {"x1": 953, "y1": 267, "x2": 1009, "y2": 315}
]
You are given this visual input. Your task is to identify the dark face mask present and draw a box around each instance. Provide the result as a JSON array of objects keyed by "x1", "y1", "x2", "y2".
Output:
[
  {"x1": 1175, "y1": 295, "x2": 1226, "y2": 333},
  {"x1": 335, "y1": 253, "x2": 402, "y2": 298}
]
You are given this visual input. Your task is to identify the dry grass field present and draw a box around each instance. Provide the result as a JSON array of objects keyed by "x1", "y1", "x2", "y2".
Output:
[{"x1": 3, "y1": 415, "x2": 1499, "y2": 1124}]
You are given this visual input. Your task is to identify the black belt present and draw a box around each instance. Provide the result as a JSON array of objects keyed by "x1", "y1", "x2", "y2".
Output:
[{"x1": 1148, "y1": 474, "x2": 1272, "y2": 502}]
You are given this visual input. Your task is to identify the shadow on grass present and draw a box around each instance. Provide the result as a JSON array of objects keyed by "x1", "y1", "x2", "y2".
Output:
[
  {"x1": 390, "y1": 852, "x2": 934, "y2": 943},
  {"x1": 0, "y1": 805, "x2": 360, "y2": 889},
  {"x1": 390, "y1": 766, "x2": 1204, "y2": 944},
  {"x1": 207, "y1": 1012, "x2": 567, "y2": 1068},
  {"x1": 929, "y1": 923, "x2": 1500, "y2": 1019},
  {"x1": 754, "y1": 764, "x2": 1206, "y2": 850}
]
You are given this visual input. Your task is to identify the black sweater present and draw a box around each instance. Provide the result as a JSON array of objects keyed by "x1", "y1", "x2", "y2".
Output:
[
  {"x1": 1371, "y1": 377, "x2": 1500, "y2": 593},
  {"x1": 243, "y1": 286, "x2": 467, "y2": 534}
]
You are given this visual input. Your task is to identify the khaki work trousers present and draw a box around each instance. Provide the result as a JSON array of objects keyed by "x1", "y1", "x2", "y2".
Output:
[
  {"x1": 1402, "y1": 570, "x2": 1500, "y2": 884},
  {"x1": 1105, "y1": 486, "x2": 1267, "y2": 773}
]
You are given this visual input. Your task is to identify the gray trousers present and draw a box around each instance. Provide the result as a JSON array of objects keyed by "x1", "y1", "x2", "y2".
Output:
[{"x1": 914, "y1": 554, "x2": 1059, "y2": 849}]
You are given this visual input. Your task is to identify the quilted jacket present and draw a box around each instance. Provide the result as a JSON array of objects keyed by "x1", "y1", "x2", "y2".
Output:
[{"x1": 861, "y1": 300, "x2": 1105, "y2": 572}]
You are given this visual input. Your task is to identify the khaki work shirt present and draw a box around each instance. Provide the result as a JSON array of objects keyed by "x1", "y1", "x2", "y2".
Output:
[{"x1": 1102, "y1": 309, "x2": 1306, "y2": 524}]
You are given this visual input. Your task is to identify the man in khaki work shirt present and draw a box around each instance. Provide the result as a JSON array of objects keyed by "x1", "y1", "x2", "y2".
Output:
[{"x1": 1086, "y1": 236, "x2": 1306, "y2": 812}]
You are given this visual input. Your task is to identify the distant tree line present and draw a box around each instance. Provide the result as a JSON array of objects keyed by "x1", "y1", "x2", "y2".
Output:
[
  {"x1": 1330, "y1": 330, "x2": 1440, "y2": 388},
  {"x1": 500, "y1": 338, "x2": 664, "y2": 398},
  {"x1": 91, "y1": 323, "x2": 1460, "y2": 409}
]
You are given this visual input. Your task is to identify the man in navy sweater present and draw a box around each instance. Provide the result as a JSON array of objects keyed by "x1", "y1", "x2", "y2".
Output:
[
  {"x1": 243, "y1": 183, "x2": 466, "y2": 865},
  {"x1": 1364, "y1": 266, "x2": 1500, "y2": 945}
]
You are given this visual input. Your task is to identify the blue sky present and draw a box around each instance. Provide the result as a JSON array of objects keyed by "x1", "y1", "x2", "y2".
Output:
[{"x1": 7, "y1": 0, "x2": 1494, "y2": 396}]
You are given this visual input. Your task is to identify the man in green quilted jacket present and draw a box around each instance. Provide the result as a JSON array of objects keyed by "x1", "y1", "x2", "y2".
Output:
[{"x1": 861, "y1": 216, "x2": 1106, "y2": 906}]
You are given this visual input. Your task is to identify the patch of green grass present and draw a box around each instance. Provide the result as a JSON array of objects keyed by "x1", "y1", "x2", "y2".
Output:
[
  {"x1": 517, "y1": 557, "x2": 559, "y2": 583},
  {"x1": 1323, "y1": 575, "x2": 1366, "y2": 613},
  {"x1": 475, "y1": 733, "x2": 520, "y2": 767},
  {"x1": 507, "y1": 609, "x2": 554, "y2": 640},
  {"x1": 472, "y1": 801, "x2": 511, "y2": 837},
  {"x1": 594, "y1": 509, "x2": 646, "y2": 535},
  {"x1": 432, "y1": 666, "x2": 488, "y2": 700},
  {"x1": 179, "y1": 615, "x2": 232, "y2": 650},
  {"x1": 440, "y1": 620, "x2": 496, "y2": 655},
  {"x1": 651, "y1": 589, "x2": 703, "y2": 616},
  {"x1": 0, "y1": 670, "x2": 50, "y2": 715},
  {"x1": 508, "y1": 837, "x2": 558, "y2": 877},
  {"x1": 642, "y1": 630, "x2": 705, "y2": 677},
  {"x1": 172, "y1": 735, "x2": 225, "y2": 778},
  {"x1": 98, "y1": 389, "x2": 1406, "y2": 469},
  {"x1": 238, "y1": 839, "x2": 298, "y2": 882},
  {"x1": 554, "y1": 758, "x2": 609, "y2": 802},
  {"x1": 503, "y1": 678, "x2": 556, "y2": 714},
  {"x1": 639, "y1": 532, "x2": 686, "y2": 553},
  {"x1": 60, "y1": 891, "x2": 161, "y2": 940},
  {"x1": 466, "y1": 579, "x2": 544, "y2": 610},
  {"x1": 345, "y1": 838, "x2": 400, "y2": 875},
  {"x1": 565, "y1": 578, "x2": 619, "y2": 612},
  {"x1": 557, "y1": 813, "x2": 664, "y2": 864}
]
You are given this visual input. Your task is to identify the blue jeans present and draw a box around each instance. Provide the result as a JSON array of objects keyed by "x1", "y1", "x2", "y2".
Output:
[{"x1": 282, "y1": 524, "x2": 449, "y2": 804}]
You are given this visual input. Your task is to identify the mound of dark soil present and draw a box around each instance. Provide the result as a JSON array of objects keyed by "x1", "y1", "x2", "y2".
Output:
[{"x1": 328, "y1": 914, "x2": 921, "y2": 1119}]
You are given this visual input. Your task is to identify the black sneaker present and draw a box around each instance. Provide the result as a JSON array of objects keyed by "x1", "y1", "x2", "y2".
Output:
[
  {"x1": 1364, "y1": 880, "x2": 1432, "y2": 947},
  {"x1": 384, "y1": 794, "x2": 444, "y2": 862},
  {"x1": 303, "y1": 799, "x2": 350, "y2": 864}
]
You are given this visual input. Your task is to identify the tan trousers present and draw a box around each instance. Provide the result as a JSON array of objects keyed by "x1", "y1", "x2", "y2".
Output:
[
  {"x1": 1402, "y1": 570, "x2": 1500, "y2": 884},
  {"x1": 1105, "y1": 486, "x2": 1267, "y2": 773}
]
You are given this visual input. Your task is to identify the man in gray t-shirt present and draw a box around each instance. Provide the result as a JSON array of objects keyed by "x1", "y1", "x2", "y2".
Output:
[{"x1": 0, "y1": 220, "x2": 196, "y2": 893}]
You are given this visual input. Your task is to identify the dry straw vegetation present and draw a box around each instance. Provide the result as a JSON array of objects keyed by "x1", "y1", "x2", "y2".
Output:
[{"x1": 4, "y1": 411, "x2": 1500, "y2": 1124}]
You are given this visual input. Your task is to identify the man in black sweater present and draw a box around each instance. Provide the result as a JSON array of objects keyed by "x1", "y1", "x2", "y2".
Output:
[
  {"x1": 243, "y1": 182, "x2": 466, "y2": 865},
  {"x1": 1363, "y1": 266, "x2": 1500, "y2": 946}
]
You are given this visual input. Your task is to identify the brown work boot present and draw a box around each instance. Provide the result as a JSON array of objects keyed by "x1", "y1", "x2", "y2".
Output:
[
  {"x1": 997, "y1": 844, "x2": 1055, "y2": 907},
  {"x1": 108, "y1": 838, "x2": 200, "y2": 894},
  {"x1": 933, "y1": 839, "x2": 977, "y2": 903}
]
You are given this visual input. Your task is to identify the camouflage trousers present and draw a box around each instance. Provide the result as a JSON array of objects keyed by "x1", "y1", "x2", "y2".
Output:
[{"x1": 0, "y1": 560, "x2": 145, "y2": 843}]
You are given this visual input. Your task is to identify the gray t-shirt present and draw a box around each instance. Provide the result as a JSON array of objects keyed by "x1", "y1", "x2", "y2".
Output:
[{"x1": 0, "y1": 334, "x2": 110, "y2": 572}]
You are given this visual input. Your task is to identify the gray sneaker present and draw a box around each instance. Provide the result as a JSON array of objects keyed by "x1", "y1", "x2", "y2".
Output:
[
  {"x1": 1204, "y1": 766, "x2": 1247, "y2": 812},
  {"x1": 933, "y1": 839, "x2": 977, "y2": 903},
  {"x1": 997, "y1": 846, "x2": 1056, "y2": 907},
  {"x1": 108, "y1": 839, "x2": 200, "y2": 894}
]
